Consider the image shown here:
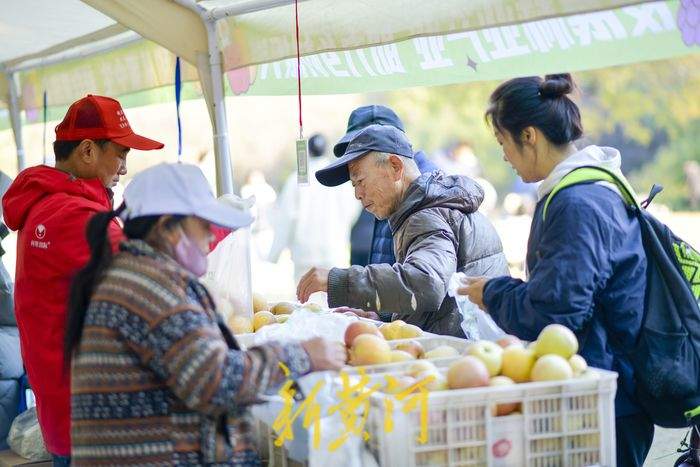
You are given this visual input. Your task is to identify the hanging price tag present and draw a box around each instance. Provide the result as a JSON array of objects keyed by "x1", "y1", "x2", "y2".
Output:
[{"x1": 296, "y1": 138, "x2": 309, "y2": 185}]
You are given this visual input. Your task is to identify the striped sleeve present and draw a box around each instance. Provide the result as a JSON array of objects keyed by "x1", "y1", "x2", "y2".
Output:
[{"x1": 118, "y1": 307, "x2": 312, "y2": 416}]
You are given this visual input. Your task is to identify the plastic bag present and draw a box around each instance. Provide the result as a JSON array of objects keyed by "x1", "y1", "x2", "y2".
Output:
[
  {"x1": 448, "y1": 272, "x2": 505, "y2": 341},
  {"x1": 7, "y1": 407, "x2": 50, "y2": 461},
  {"x1": 203, "y1": 194, "x2": 255, "y2": 324}
]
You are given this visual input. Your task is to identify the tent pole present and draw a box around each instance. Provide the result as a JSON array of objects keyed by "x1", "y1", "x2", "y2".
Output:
[
  {"x1": 6, "y1": 71, "x2": 26, "y2": 172},
  {"x1": 204, "y1": 19, "x2": 234, "y2": 196},
  {"x1": 172, "y1": 0, "x2": 234, "y2": 196}
]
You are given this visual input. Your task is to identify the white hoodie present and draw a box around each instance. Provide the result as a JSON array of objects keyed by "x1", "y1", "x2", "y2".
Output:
[{"x1": 537, "y1": 145, "x2": 625, "y2": 201}]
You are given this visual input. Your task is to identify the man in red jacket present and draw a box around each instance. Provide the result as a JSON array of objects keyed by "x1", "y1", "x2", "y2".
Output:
[{"x1": 2, "y1": 95, "x2": 163, "y2": 466}]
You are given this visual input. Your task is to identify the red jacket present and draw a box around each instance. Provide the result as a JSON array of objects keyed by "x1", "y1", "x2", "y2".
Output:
[{"x1": 2, "y1": 166, "x2": 122, "y2": 456}]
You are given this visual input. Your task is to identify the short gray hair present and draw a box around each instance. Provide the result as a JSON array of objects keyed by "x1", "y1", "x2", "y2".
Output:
[{"x1": 370, "y1": 151, "x2": 416, "y2": 170}]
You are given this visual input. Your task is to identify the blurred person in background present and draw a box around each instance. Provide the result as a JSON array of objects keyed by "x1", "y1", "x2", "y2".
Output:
[
  {"x1": 65, "y1": 163, "x2": 346, "y2": 466},
  {"x1": 435, "y1": 141, "x2": 499, "y2": 215},
  {"x1": 269, "y1": 134, "x2": 358, "y2": 283},
  {"x1": 685, "y1": 160, "x2": 700, "y2": 209}
]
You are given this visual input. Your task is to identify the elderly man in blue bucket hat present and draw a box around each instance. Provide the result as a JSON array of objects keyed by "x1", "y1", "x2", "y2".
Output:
[{"x1": 296, "y1": 124, "x2": 508, "y2": 338}]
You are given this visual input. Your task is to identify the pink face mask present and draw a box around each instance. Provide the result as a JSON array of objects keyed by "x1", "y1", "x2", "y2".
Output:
[{"x1": 173, "y1": 227, "x2": 208, "y2": 277}]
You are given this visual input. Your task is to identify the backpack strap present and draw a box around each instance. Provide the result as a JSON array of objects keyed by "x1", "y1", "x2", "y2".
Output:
[{"x1": 542, "y1": 166, "x2": 640, "y2": 222}]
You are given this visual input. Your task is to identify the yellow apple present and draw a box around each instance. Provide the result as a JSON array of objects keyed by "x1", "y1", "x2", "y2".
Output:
[
  {"x1": 424, "y1": 345, "x2": 460, "y2": 359},
  {"x1": 252, "y1": 293, "x2": 268, "y2": 313},
  {"x1": 399, "y1": 323, "x2": 423, "y2": 339},
  {"x1": 270, "y1": 301, "x2": 296, "y2": 315},
  {"x1": 394, "y1": 340, "x2": 425, "y2": 359},
  {"x1": 466, "y1": 340, "x2": 503, "y2": 376},
  {"x1": 253, "y1": 310, "x2": 276, "y2": 331},
  {"x1": 349, "y1": 334, "x2": 392, "y2": 366},
  {"x1": 530, "y1": 354, "x2": 574, "y2": 382},
  {"x1": 534, "y1": 324, "x2": 579, "y2": 359},
  {"x1": 379, "y1": 322, "x2": 402, "y2": 340},
  {"x1": 406, "y1": 360, "x2": 438, "y2": 377},
  {"x1": 275, "y1": 314, "x2": 289, "y2": 324},
  {"x1": 501, "y1": 345, "x2": 537, "y2": 383},
  {"x1": 390, "y1": 350, "x2": 415, "y2": 363},
  {"x1": 569, "y1": 354, "x2": 588, "y2": 376}
]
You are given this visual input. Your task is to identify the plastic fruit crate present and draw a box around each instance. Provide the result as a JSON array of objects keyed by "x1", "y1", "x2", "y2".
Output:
[
  {"x1": 365, "y1": 368, "x2": 617, "y2": 467},
  {"x1": 343, "y1": 335, "x2": 470, "y2": 375}
]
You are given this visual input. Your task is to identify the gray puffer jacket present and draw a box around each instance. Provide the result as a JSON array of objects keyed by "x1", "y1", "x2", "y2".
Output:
[{"x1": 328, "y1": 171, "x2": 509, "y2": 337}]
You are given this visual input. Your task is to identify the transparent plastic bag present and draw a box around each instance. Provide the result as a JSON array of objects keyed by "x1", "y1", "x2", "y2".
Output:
[
  {"x1": 448, "y1": 272, "x2": 505, "y2": 341},
  {"x1": 7, "y1": 407, "x2": 50, "y2": 461},
  {"x1": 203, "y1": 195, "x2": 255, "y2": 326}
]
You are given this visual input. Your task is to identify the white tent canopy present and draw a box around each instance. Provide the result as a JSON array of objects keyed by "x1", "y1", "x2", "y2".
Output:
[{"x1": 1, "y1": 0, "x2": 657, "y2": 194}]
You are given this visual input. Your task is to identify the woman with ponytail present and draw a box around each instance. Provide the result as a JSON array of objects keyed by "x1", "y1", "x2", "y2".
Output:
[
  {"x1": 66, "y1": 163, "x2": 347, "y2": 466},
  {"x1": 459, "y1": 74, "x2": 653, "y2": 465}
]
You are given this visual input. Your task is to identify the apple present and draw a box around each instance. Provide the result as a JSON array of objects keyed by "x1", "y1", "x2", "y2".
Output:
[
  {"x1": 344, "y1": 321, "x2": 382, "y2": 347},
  {"x1": 446, "y1": 356, "x2": 490, "y2": 389},
  {"x1": 501, "y1": 345, "x2": 537, "y2": 383},
  {"x1": 275, "y1": 314, "x2": 289, "y2": 324},
  {"x1": 530, "y1": 354, "x2": 574, "y2": 382},
  {"x1": 496, "y1": 335, "x2": 522, "y2": 348},
  {"x1": 390, "y1": 350, "x2": 415, "y2": 363},
  {"x1": 379, "y1": 321, "x2": 404, "y2": 340},
  {"x1": 253, "y1": 310, "x2": 276, "y2": 331},
  {"x1": 394, "y1": 340, "x2": 425, "y2": 359},
  {"x1": 349, "y1": 334, "x2": 392, "y2": 366},
  {"x1": 399, "y1": 323, "x2": 423, "y2": 339},
  {"x1": 414, "y1": 370, "x2": 448, "y2": 391},
  {"x1": 407, "y1": 360, "x2": 438, "y2": 377},
  {"x1": 466, "y1": 340, "x2": 503, "y2": 376},
  {"x1": 569, "y1": 354, "x2": 588, "y2": 376},
  {"x1": 252, "y1": 293, "x2": 268, "y2": 313},
  {"x1": 270, "y1": 301, "x2": 296, "y2": 315},
  {"x1": 534, "y1": 324, "x2": 579, "y2": 359},
  {"x1": 424, "y1": 345, "x2": 460, "y2": 359},
  {"x1": 489, "y1": 376, "x2": 519, "y2": 416},
  {"x1": 301, "y1": 302, "x2": 323, "y2": 312}
]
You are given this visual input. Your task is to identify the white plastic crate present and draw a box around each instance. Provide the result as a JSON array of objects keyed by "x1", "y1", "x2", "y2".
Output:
[
  {"x1": 365, "y1": 368, "x2": 617, "y2": 467},
  {"x1": 343, "y1": 335, "x2": 470, "y2": 375}
]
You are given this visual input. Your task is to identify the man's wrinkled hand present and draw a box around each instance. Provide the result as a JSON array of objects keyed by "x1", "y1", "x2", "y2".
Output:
[
  {"x1": 332, "y1": 306, "x2": 380, "y2": 321},
  {"x1": 296, "y1": 267, "x2": 330, "y2": 303}
]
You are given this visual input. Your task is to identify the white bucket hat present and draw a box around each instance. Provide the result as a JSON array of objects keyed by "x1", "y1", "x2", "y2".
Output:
[{"x1": 120, "y1": 163, "x2": 254, "y2": 229}]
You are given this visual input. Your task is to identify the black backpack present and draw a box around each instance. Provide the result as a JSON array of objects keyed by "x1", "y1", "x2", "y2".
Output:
[{"x1": 544, "y1": 166, "x2": 700, "y2": 428}]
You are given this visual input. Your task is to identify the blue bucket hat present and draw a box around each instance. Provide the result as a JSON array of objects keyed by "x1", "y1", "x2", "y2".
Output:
[
  {"x1": 333, "y1": 105, "x2": 405, "y2": 157},
  {"x1": 316, "y1": 124, "x2": 413, "y2": 187}
]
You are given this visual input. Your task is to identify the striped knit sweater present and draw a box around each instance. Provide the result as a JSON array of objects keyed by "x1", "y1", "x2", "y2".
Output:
[{"x1": 71, "y1": 240, "x2": 311, "y2": 466}]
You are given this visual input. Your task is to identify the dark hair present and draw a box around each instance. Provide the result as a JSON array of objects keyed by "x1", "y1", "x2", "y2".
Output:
[
  {"x1": 485, "y1": 73, "x2": 583, "y2": 146},
  {"x1": 53, "y1": 139, "x2": 110, "y2": 162},
  {"x1": 64, "y1": 209, "x2": 184, "y2": 367}
]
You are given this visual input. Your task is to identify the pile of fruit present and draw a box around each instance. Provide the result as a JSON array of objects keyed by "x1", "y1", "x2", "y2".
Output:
[
  {"x1": 374, "y1": 324, "x2": 591, "y2": 416},
  {"x1": 228, "y1": 293, "x2": 325, "y2": 334},
  {"x1": 343, "y1": 321, "x2": 471, "y2": 367}
]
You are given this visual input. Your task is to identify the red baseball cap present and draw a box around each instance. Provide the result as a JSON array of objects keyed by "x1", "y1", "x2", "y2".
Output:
[{"x1": 55, "y1": 94, "x2": 164, "y2": 150}]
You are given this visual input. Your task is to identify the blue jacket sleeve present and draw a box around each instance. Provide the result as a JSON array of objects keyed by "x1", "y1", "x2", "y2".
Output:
[{"x1": 483, "y1": 192, "x2": 614, "y2": 341}]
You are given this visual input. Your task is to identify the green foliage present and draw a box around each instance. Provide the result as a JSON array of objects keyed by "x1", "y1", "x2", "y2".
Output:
[
  {"x1": 630, "y1": 122, "x2": 700, "y2": 210},
  {"x1": 385, "y1": 55, "x2": 700, "y2": 205}
]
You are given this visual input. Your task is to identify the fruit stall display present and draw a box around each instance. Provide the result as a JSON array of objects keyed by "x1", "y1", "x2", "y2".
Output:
[{"x1": 225, "y1": 294, "x2": 617, "y2": 466}]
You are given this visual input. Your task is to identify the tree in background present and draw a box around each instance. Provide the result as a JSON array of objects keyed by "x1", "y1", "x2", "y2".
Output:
[{"x1": 386, "y1": 55, "x2": 700, "y2": 210}]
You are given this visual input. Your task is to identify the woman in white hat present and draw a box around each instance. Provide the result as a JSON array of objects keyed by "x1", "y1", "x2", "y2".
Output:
[{"x1": 64, "y1": 163, "x2": 346, "y2": 466}]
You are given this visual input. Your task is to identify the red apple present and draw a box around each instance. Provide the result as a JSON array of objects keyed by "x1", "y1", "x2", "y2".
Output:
[
  {"x1": 447, "y1": 356, "x2": 490, "y2": 389},
  {"x1": 344, "y1": 321, "x2": 382, "y2": 347}
]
